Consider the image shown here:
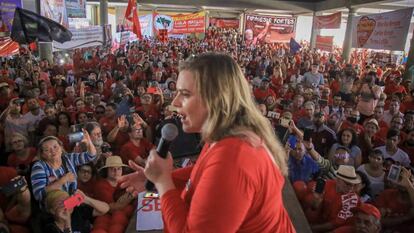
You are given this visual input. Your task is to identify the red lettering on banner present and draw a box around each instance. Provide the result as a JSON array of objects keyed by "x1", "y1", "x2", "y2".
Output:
[{"x1": 141, "y1": 199, "x2": 162, "y2": 212}]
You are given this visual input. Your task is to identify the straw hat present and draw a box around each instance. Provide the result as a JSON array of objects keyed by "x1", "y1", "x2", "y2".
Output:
[
  {"x1": 335, "y1": 165, "x2": 361, "y2": 184},
  {"x1": 99, "y1": 156, "x2": 128, "y2": 171}
]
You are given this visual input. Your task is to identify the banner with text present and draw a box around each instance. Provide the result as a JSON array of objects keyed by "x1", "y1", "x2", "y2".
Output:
[
  {"x1": 40, "y1": 0, "x2": 68, "y2": 27},
  {"x1": 53, "y1": 26, "x2": 103, "y2": 50},
  {"x1": 136, "y1": 192, "x2": 163, "y2": 231},
  {"x1": 0, "y1": 0, "x2": 22, "y2": 35},
  {"x1": 314, "y1": 12, "x2": 341, "y2": 29},
  {"x1": 210, "y1": 18, "x2": 239, "y2": 29},
  {"x1": 316, "y1": 35, "x2": 334, "y2": 52},
  {"x1": 154, "y1": 11, "x2": 206, "y2": 35},
  {"x1": 244, "y1": 14, "x2": 296, "y2": 43},
  {"x1": 351, "y1": 8, "x2": 413, "y2": 51},
  {"x1": 65, "y1": 0, "x2": 86, "y2": 18}
]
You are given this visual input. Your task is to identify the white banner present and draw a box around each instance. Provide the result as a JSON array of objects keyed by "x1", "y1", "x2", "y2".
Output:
[
  {"x1": 351, "y1": 8, "x2": 413, "y2": 51},
  {"x1": 53, "y1": 26, "x2": 103, "y2": 50},
  {"x1": 136, "y1": 192, "x2": 163, "y2": 231}
]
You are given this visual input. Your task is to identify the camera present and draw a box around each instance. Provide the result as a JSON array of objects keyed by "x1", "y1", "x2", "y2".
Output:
[
  {"x1": 101, "y1": 144, "x2": 111, "y2": 153},
  {"x1": 0, "y1": 176, "x2": 26, "y2": 197}
]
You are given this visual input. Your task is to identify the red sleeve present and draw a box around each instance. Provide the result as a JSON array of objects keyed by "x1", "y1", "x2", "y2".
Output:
[
  {"x1": 171, "y1": 166, "x2": 193, "y2": 191},
  {"x1": 161, "y1": 145, "x2": 257, "y2": 232}
]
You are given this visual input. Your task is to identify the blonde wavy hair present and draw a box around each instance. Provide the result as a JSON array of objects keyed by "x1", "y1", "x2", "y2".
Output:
[{"x1": 179, "y1": 53, "x2": 288, "y2": 175}]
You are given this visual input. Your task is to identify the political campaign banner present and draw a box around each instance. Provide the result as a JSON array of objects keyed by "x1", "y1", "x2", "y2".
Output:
[
  {"x1": 244, "y1": 14, "x2": 296, "y2": 44},
  {"x1": 0, "y1": 0, "x2": 22, "y2": 35},
  {"x1": 316, "y1": 35, "x2": 334, "y2": 52},
  {"x1": 314, "y1": 12, "x2": 342, "y2": 29},
  {"x1": 40, "y1": 0, "x2": 68, "y2": 27},
  {"x1": 136, "y1": 192, "x2": 163, "y2": 231},
  {"x1": 65, "y1": 0, "x2": 86, "y2": 18},
  {"x1": 154, "y1": 11, "x2": 206, "y2": 35},
  {"x1": 210, "y1": 18, "x2": 239, "y2": 29},
  {"x1": 53, "y1": 25, "x2": 103, "y2": 50},
  {"x1": 351, "y1": 8, "x2": 413, "y2": 51}
]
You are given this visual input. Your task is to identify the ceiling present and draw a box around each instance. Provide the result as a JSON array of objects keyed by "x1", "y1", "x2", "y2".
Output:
[{"x1": 89, "y1": 0, "x2": 414, "y2": 16}]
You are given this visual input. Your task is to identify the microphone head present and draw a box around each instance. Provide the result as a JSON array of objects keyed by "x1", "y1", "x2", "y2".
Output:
[{"x1": 161, "y1": 123, "x2": 179, "y2": 141}]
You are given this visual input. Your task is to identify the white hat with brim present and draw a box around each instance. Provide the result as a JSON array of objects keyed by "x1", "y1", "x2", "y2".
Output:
[{"x1": 335, "y1": 165, "x2": 361, "y2": 184}]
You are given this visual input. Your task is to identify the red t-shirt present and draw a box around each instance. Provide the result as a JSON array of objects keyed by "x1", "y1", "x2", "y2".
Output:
[
  {"x1": 99, "y1": 116, "x2": 117, "y2": 136},
  {"x1": 7, "y1": 147, "x2": 37, "y2": 168},
  {"x1": 253, "y1": 88, "x2": 277, "y2": 103},
  {"x1": 375, "y1": 189, "x2": 411, "y2": 215},
  {"x1": 320, "y1": 180, "x2": 360, "y2": 227},
  {"x1": 119, "y1": 139, "x2": 154, "y2": 163},
  {"x1": 161, "y1": 137, "x2": 295, "y2": 233},
  {"x1": 339, "y1": 121, "x2": 365, "y2": 135},
  {"x1": 93, "y1": 178, "x2": 117, "y2": 203}
]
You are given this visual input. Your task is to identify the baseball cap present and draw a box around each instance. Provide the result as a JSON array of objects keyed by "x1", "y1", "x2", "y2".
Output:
[{"x1": 352, "y1": 203, "x2": 381, "y2": 220}]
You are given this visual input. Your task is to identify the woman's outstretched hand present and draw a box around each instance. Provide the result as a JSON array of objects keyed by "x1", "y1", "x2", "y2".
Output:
[{"x1": 118, "y1": 160, "x2": 147, "y2": 197}]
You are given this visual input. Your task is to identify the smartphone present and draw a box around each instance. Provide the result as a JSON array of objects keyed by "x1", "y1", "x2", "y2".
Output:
[
  {"x1": 71, "y1": 124, "x2": 83, "y2": 133},
  {"x1": 387, "y1": 164, "x2": 401, "y2": 183},
  {"x1": 0, "y1": 177, "x2": 26, "y2": 197},
  {"x1": 315, "y1": 178, "x2": 326, "y2": 194},
  {"x1": 63, "y1": 193, "x2": 84, "y2": 210},
  {"x1": 68, "y1": 132, "x2": 84, "y2": 144},
  {"x1": 303, "y1": 128, "x2": 313, "y2": 141}
]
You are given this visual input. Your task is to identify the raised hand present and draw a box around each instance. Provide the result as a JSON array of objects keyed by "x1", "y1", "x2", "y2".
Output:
[{"x1": 118, "y1": 160, "x2": 147, "y2": 197}]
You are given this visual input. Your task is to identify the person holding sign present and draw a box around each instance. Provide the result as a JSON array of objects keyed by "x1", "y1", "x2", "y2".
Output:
[{"x1": 119, "y1": 53, "x2": 294, "y2": 232}]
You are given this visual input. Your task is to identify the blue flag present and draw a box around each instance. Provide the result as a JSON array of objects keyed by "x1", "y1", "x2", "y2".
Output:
[{"x1": 289, "y1": 38, "x2": 301, "y2": 54}]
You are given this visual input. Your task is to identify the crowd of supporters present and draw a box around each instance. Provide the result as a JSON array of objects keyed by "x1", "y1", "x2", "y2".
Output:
[{"x1": 0, "y1": 26, "x2": 413, "y2": 233}]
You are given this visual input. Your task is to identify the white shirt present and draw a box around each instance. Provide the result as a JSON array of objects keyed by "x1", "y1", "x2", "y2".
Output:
[
  {"x1": 382, "y1": 110, "x2": 404, "y2": 126},
  {"x1": 375, "y1": 146, "x2": 411, "y2": 167}
]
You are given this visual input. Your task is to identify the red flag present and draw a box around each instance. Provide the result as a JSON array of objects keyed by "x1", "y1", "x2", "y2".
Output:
[{"x1": 125, "y1": 0, "x2": 142, "y2": 39}]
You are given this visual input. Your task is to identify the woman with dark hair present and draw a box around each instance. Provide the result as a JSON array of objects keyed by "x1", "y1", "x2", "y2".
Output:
[
  {"x1": 77, "y1": 163, "x2": 97, "y2": 198},
  {"x1": 328, "y1": 128, "x2": 362, "y2": 168},
  {"x1": 57, "y1": 112, "x2": 71, "y2": 137},
  {"x1": 357, "y1": 149, "x2": 385, "y2": 199}
]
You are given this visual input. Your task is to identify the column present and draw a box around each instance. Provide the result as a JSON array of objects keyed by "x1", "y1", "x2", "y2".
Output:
[
  {"x1": 99, "y1": 0, "x2": 108, "y2": 26},
  {"x1": 35, "y1": 0, "x2": 53, "y2": 63},
  {"x1": 342, "y1": 7, "x2": 356, "y2": 63},
  {"x1": 404, "y1": 34, "x2": 414, "y2": 87},
  {"x1": 310, "y1": 12, "x2": 321, "y2": 50}
]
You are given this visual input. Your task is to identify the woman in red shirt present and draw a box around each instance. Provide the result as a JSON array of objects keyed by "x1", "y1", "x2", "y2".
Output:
[
  {"x1": 7, "y1": 133, "x2": 36, "y2": 168},
  {"x1": 120, "y1": 53, "x2": 294, "y2": 232}
]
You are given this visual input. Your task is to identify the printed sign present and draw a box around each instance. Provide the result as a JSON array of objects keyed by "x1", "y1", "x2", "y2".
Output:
[
  {"x1": 40, "y1": 0, "x2": 68, "y2": 27},
  {"x1": 154, "y1": 11, "x2": 206, "y2": 34},
  {"x1": 316, "y1": 35, "x2": 334, "y2": 52},
  {"x1": 0, "y1": 0, "x2": 22, "y2": 34},
  {"x1": 65, "y1": 0, "x2": 86, "y2": 18},
  {"x1": 351, "y1": 8, "x2": 413, "y2": 51},
  {"x1": 244, "y1": 14, "x2": 296, "y2": 44},
  {"x1": 314, "y1": 12, "x2": 342, "y2": 29}
]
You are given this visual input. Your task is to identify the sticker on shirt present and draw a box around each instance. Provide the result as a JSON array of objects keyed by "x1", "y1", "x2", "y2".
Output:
[{"x1": 338, "y1": 192, "x2": 358, "y2": 220}]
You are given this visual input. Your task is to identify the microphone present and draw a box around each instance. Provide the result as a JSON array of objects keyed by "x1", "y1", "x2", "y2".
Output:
[{"x1": 145, "y1": 123, "x2": 179, "y2": 191}]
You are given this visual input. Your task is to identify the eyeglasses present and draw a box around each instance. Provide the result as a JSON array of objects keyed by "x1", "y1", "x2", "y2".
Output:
[
  {"x1": 79, "y1": 169, "x2": 92, "y2": 174},
  {"x1": 96, "y1": 111, "x2": 105, "y2": 114}
]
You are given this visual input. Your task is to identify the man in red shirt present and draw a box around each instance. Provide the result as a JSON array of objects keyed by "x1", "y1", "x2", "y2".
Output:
[
  {"x1": 120, "y1": 123, "x2": 154, "y2": 166},
  {"x1": 310, "y1": 165, "x2": 361, "y2": 232},
  {"x1": 334, "y1": 203, "x2": 382, "y2": 233},
  {"x1": 339, "y1": 110, "x2": 364, "y2": 135},
  {"x1": 253, "y1": 78, "x2": 276, "y2": 103}
]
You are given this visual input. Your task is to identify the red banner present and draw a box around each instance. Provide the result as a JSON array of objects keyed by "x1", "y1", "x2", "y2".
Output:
[
  {"x1": 314, "y1": 12, "x2": 342, "y2": 29},
  {"x1": 316, "y1": 35, "x2": 334, "y2": 52},
  {"x1": 244, "y1": 14, "x2": 296, "y2": 44},
  {"x1": 154, "y1": 12, "x2": 206, "y2": 35},
  {"x1": 210, "y1": 18, "x2": 239, "y2": 29}
]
